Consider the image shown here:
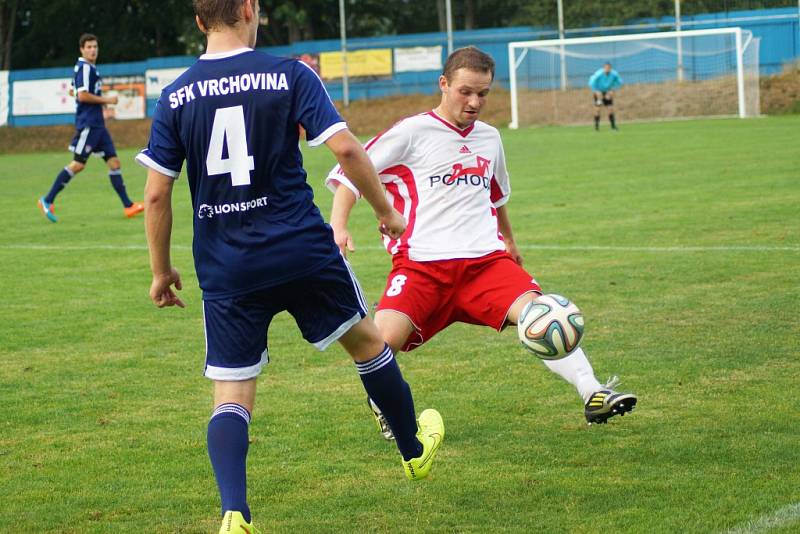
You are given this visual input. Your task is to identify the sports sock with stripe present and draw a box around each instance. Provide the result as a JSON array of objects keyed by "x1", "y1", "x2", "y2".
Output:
[
  {"x1": 45, "y1": 167, "x2": 75, "y2": 204},
  {"x1": 109, "y1": 170, "x2": 133, "y2": 207},
  {"x1": 207, "y1": 403, "x2": 251, "y2": 523},
  {"x1": 541, "y1": 347, "x2": 603, "y2": 403},
  {"x1": 355, "y1": 344, "x2": 423, "y2": 461}
]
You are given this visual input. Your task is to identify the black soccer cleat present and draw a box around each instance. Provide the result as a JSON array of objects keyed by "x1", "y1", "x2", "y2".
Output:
[
  {"x1": 367, "y1": 397, "x2": 395, "y2": 441},
  {"x1": 584, "y1": 377, "x2": 637, "y2": 424}
]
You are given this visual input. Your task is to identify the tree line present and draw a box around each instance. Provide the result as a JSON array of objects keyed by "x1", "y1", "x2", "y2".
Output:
[{"x1": 0, "y1": 0, "x2": 791, "y2": 70}]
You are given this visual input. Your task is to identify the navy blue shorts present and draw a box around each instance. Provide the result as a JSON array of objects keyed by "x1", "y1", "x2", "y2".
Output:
[
  {"x1": 202, "y1": 255, "x2": 369, "y2": 381},
  {"x1": 69, "y1": 126, "x2": 117, "y2": 163}
]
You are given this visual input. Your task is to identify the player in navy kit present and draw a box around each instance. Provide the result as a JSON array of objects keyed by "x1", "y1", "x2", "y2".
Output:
[
  {"x1": 136, "y1": 2, "x2": 443, "y2": 532},
  {"x1": 38, "y1": 33, "x2": 143, "y2": 223}
]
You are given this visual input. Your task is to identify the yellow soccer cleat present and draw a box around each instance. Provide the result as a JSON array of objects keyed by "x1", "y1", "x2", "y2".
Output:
[
  {"x1": 219, "y1": 511, "x2": 261, "y2": 534},
  {"x1": 403, "y1": 408, "x2": 444, "y2": 481}
]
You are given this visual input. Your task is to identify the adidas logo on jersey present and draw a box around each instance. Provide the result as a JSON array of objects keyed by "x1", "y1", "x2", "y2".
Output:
[{"x1": 459, "y1": 145, "x2": 471, "y2": 154}]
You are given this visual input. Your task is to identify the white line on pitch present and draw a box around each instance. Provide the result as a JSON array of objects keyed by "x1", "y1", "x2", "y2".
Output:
[
  {"x1": 0, "y1": 244, "x2": 189, "y2": 251},
  {"x1": 510, "y1": 244, "x2": 800, "y2": 252},
  {"x1": 1, "y1": 243, "x2": 799, "y2": 253},
  {"x1": 722, "y1": 502, "x2": 800, "y2": 534}
]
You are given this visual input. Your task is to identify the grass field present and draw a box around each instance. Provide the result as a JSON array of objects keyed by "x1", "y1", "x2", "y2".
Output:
[{"x1": 1, "y1": 116, "x2": 799, "y2": 533}]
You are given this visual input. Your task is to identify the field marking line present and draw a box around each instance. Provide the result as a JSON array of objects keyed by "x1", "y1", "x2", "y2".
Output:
[
  {"x1": 0, "y1": 244, "x2": 189, "y2": 251},
  {"x1": 509, "y1": 244, "x2": 800, "y2": 253},
  {"x1": 722, "y1": 502, "x2": 800, "y2": 534},
  {"x1": 2, "y1": 243, "x2": 799, "y2": 253}
]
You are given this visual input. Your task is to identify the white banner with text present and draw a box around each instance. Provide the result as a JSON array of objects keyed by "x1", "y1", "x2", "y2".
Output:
[{"x1": 12, "y1": 78, "x2": 75, "y2": 116}]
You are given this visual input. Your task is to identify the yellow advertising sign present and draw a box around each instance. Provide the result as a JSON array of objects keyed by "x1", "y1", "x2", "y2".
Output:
[{"x1": 319, "y1": 49, "x2": 392, "y2": 79}]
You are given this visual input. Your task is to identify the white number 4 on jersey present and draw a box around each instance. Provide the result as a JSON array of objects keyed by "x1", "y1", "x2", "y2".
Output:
[{"x1": 206, "y1": 105, "x2": 254, "y2": 186}]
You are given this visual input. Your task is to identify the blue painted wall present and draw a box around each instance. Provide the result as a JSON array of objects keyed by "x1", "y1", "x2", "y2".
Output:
[
  {"x1": 4, "y1": 7, "x2": 798, "y2": 127},
  {"x1": 8, "y1": 61, "x2": 145, "y2": 127}
]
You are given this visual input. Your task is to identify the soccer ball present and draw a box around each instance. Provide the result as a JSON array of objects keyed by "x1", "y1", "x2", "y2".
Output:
[{"x1": 518, "y1": 294, "x2": 584, "y2": 359}]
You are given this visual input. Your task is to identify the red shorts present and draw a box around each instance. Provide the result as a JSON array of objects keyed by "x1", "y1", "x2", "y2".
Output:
[{"x1": 376, "y1": 251, "x2": 542, "y2": 352}]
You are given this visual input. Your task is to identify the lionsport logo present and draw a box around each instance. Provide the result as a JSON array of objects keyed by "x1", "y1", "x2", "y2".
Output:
[{"x1": 197, "y1": 196, "x2": 269, "y2": 219}]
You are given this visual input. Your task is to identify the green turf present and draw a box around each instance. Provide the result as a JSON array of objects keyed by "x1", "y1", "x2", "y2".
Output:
[{"x1": 1, "y1": 116, "x2": 799, "y2": 533}]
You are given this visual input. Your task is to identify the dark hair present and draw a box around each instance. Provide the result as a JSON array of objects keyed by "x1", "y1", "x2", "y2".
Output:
[
  {"x1": 79, "y1": 33, "x2": 98, "y2": 48},
  {"x1": 193, "y1": 0, "x2": 255, "y2": 31},
  {"x1": 442, "y1": 46, "x2": 495, "y2": 81}
]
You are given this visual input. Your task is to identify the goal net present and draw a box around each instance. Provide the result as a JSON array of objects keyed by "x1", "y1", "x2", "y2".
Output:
[{"x1": 508, "y1": 28, "x2": 760, "y2": 128}]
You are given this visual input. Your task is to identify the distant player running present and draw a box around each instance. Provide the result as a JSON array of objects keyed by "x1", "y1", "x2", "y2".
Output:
[
  {"x1": 589, "y1": 62, "x2": 622, "y2": 131},
  {"x1": 327, "y1": 47, "x2": 636, "y2": 440},
  {"x1": 38, "y1": 33, "x2": 143, "y2": 222},
  {"x1": 137, "y1": 1, "x2": 442, "y2": 533}
]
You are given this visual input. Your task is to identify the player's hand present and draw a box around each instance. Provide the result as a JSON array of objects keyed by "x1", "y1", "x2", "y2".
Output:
[
  {"x1": 506, "y1": 239, "x2": 524, "y2": 265},
  {"x1": 333, "y1": 226, "x2": 356, "y2": 257},
  {"x1": 377, "y1": 208, "x2": 406, "y2": 240},
  {"x1": 150, "y1": 267, "x2": 185, "y2": 308},
  {"x1": 107, "y1": 95, "x2": 119, "y2": 105}
]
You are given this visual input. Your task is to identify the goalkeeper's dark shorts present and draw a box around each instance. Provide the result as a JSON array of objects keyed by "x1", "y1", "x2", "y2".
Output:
[
  {"x1": 592, "y1": 91, "x2": 614, "y2": 107},
  {"x1": 593, "y1": 92, "x2": 614, "y2": 107}
]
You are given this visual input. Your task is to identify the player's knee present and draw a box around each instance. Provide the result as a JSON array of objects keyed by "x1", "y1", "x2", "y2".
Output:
[
  {"x1": 374, "y1": 310, "x2": 415, "y2": 354},
  {"x1": 68, "y1": 161, "x2": 85, "y2": 173},
  {"x1": 381, "y1": 330, "x2": 407, "y2": 355},
  {"x1": 507, "y1": 291, "x2": 539, "y2": 325},
  {"x1": 106, "y1": 157, "x2": 121, "y2": 170},
  {"x1": 338, "y1": 317, "x2": 387, "y2": 361},
  {"x1": 213, "y1": 378, "x2": 257, "y2": 413}
]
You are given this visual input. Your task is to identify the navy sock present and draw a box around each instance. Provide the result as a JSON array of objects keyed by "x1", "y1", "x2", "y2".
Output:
[
  {"x1": 609, "y1": 113, "x2": 617, "y2": 128},
  {"x1": 355, "y1": 344, "x2": 422, "y2": 461},
  {"x1": 109, "y1": 170, "x2": 133, "y2": 207},
  {"x1": 207, "y1": 403, "x2": 251, "y2": 523},
  {"x1": 45, "y1": 167, "x2": 74, "y2": 204},
  {"x1": 594, "y1": 115, "x2": 600, "y2": 129}
]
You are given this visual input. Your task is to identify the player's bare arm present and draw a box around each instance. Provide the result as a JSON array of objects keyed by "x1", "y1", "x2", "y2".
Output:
[
  {"x1": 496, "y1": 204, "x2": 523, "y2": 265},
  {"x1": 144, "y1": 168, "x2": 184, "y2": 309},
  {"x1": 76, "y1": 91, "x2": 117, "y2": 106},
  {"x1": 330, "y1": 184, "x2": 358, "y2": 256},
  {"x1": 325, "y1": 129, "x2": 405, "y2": 240}
]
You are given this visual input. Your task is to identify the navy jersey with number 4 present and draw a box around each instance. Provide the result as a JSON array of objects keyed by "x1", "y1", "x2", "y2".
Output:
[
  {"x1": 136, "y1": 48, "x2": 346, "y2": 300},
  {"x1": 73, "y1": 57, "x2": 105, "y2": 128}
]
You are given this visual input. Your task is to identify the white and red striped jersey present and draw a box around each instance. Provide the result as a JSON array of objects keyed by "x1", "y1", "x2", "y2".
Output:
[{"x1": 325, "y1": 111, "x2": 511, "y2": 262}]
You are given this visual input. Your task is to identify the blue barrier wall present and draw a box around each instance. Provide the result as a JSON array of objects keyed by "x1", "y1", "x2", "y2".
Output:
[
  {"x1": 3, "y1": 7, "x2": 798, "y2": 127},
  {"x1": 8, "y1": 61, "x2": 145, "y2": 127}
]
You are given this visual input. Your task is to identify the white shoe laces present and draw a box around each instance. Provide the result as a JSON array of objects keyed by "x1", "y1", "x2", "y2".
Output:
[{"x1": 603, "y1": 375, "x2": 621, "y2": 390}]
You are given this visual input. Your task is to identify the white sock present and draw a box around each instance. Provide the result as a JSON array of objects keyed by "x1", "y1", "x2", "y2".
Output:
[{"x1": 541, "y1": 347, "x2": 603, "y2": 403}]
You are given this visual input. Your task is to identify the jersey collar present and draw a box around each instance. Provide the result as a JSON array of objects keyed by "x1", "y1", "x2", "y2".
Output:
[
  {"x1": 426, "y1": 111, "x2": 476, "y2": 138},
  {"x1": 199, "y1": 48, "x2": 253, "y2": 60}
]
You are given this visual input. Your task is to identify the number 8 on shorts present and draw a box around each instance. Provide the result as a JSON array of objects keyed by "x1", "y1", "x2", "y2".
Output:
[{"x1": 386, "y1": 274, "x2": 408, "y2": 297}]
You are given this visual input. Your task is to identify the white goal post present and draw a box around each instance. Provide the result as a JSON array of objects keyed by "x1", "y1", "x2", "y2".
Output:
[{"x1": 508, "y1": 27, "x2": 760, "y2": 128}]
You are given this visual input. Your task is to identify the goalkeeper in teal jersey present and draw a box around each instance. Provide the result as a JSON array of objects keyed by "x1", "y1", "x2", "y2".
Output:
[{"x1": 588, "y1": 62, "x2": 622, "y2": 131}]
